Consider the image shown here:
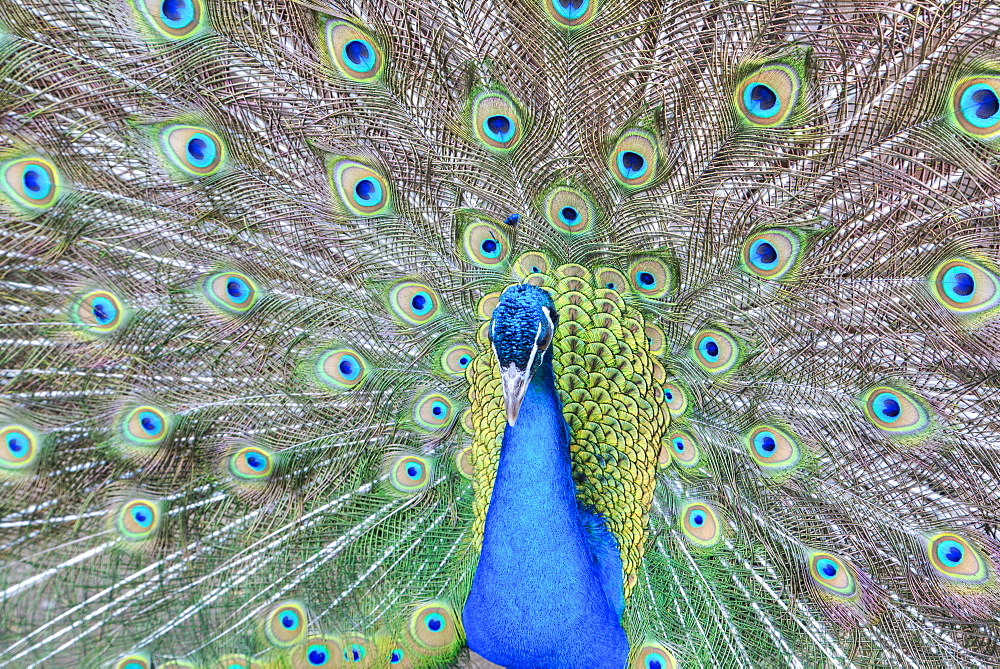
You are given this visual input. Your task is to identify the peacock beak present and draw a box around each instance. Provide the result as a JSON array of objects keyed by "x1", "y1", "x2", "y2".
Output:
[{"x1": 500, "y1": 362, "x2": 532, "y2": 426}]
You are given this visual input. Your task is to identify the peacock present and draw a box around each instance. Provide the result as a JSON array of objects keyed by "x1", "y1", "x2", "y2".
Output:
[{"x1": 3, "y1": 0, "x2": 1000, "y2": 666}]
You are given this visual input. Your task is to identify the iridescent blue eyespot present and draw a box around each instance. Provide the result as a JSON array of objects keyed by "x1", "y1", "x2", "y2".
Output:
[
  {"x1": 699, "y1": 336, "x2": 719, "y2": 361},
  {"x1": 558, "y1": 206, "x2": 579, "y2": 226},
  {"x1": 21, "y1": 164, "x2": 53, "y2": 200},
  {"x1": 937, "y1": 540, "x2": 964, "y2": 566},
  {"x1": 425, "y1": 612, "x2": 445, "y2": 632},
  {"x1": 308, "y1": 647, "x2": 328, "y2": 665},
  {"x1": 1, "y1": 157, "x2": 61, "y2": 210},
  {"x1": 735, "y1": 65, "x2": 800, "y2": 127},
  {"x1": 617, "y1": 151, "x2": 647, "y2": 179},
  {"x1": 160, "y1": 126, "x2": 225, "y2": 176},
  {"x1": 483, "y1": 115, "x2": 514, "y2": 143},
  {"x1": 753, "y1": 430, "x2": 777, "y2": 457},
  {"x1": 472, "y1": 92, "x2": 523, "y2": 152},
  {"x1": 951, "y1": 76, "x2": 1000, "y2": 138},
  {"x1": 343, "y1": 39, "x2": 376, "y2": 73},
  {"x1": 185, "y1": 133, "x2": 216, "y2": 167},
  {"x1": 871, "y1": 392, "x2": 900, "y2": 423},
  {"x1": 160, "y1": 0, "x2": 193, "y2": 27},
  {"x1": 390, "y1": 649, "x2": 404, "y2": 663},
  {"x1": 748, "y1": 239, "x2": 778, "y2": 270},
  {"x1": 344, "y1": 644, "x2": 366, "y2": 662},
  {"x1": 409, "y1": 603, "x2": 458, "y2": 650},
  {"x1": 942, "y1": 266, "x2": 976, "y2": 303},
  {"x1": 744, "y1": 83, "x2": 780, "y2": 118},
  {"x1": 959, "y1": 83, "x2": 1000, "y2": 128},
  {"x1": 816, "y1": 558, "x2": 839, "y2": 579}
]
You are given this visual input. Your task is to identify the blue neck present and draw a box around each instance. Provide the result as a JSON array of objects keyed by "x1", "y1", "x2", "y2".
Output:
[{"x1": 463, "y1": 353, "x2": 628, "y2": 668}]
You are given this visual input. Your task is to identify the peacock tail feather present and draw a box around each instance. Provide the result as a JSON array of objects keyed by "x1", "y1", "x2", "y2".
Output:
[{"x1": 1, "y1": 0, "x2": 1000, "y2": 666}]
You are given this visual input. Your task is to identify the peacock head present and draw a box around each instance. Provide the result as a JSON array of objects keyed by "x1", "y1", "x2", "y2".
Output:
[{"x1": 489, "y1": 284, "x2": 558, "y2": 426}]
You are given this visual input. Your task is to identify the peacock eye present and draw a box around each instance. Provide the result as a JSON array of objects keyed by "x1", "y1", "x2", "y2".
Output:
[
  {"x1": 609, "y1": 129, "x2": 658, "y2": 189},
  {"x1": 951, "y1": 76, "x2": 1000, "y2": 138},
  {"x1": 390, "y1": 454, "x2": 432, "y2": 493},
  {"x1": 325, "y1": 21, "x2": 384, "y2": 81},
  {"x1": 263, "y1": 602, "x2": 307, "y2": 647},
  {"x1": 472, "y1": 91, "x2": 523, "y2": 153},
  {"x1": 408, "y1": 603, "x2": 458, "y2": 650},
  {"x1": 133, "y1": 0, "x2": 206, "y2": 39},
  {"x1": 330, "y1": 159, "x2": 392, "y2": 217},
  {"x1": 735, "y1": 64, "x2": 801, "y2": 127},
  {"x1": 115, "y1": 499, "x2": 161, "y2": 541},
  {"x1": 746, "y1": 425, "x2": 801, "y2": 475},
  {"x1": 927, "y1": 533, "x2": 989, "y2": 584},
  {"x1": 159, "y1": 125, "x2": 225, "y2": 177},
  {"x1": 462, "y1": 221, "x2": 510, "y2": 267},
  {"x1": 929, "y1": 258, "x2": 1000, "y2": 317},
  {"x1": 741, "y1": 229, "x2": 801, "y2": 280},
  {"x1": 631, "y1": 644, "x2": 678, "y2": 669},
  {"x1": 543, "y1": 186, "x2": 595, "y2": 234},
  {"x1": 1, "y1": 157, "x2": 60, "y2": 211},
  {"x1": 859, "y1": 385, "x2": 930, "y2": 437},
  {"x1": 544, "y1": 0, "x2": 596, "y2": 28}
]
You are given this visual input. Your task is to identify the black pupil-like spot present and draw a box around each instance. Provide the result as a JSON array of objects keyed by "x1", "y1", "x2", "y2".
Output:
[
  {"x1": 649, "y1": 661, "x2": 662, "y2": 669},
  {"x1": 282, "y1": 614, "x2": 294, "y2": 628},
  {"x1": 946, "y1": 546, "x2": 963, "y2": 562},
  {"x1": 881, "y1": 398, "x2": 900, "y2": 418},
  {"x1": 407, "y1": 465, "x2": 418, "y2": 478},
  {"x1": 187, "y1": 137, "x2": 206, "y2": 161},
  {"x1": 664, "y1": 389, "x2": 673, "y2": 400},
  {"x1": 141, "y1": 417, "x2": 157, "y2": 432},
  {"x1": 751, "y1": 84, "x2": 777, "y2": 111},
  {"x1": 531, "y1": 266, "x2": 540, "y2": 273},
  {"x1": 621, "y1": 151, "x2": 644, "y2": 173},
  {"x1": 227, "y1": 280, "x2": 243, "y2": 297},
  {"x1": 352, "y1": 649, "x2": 361, "y2": 661},
  {"x1": 309, "y1": 649, "x2": 326, "y2": 664},
  {"x1": 432, "y1": 405, "x2": 442, "y2": 416},
  {"x1": 972, "y1": 88, "x2": 1000, "y2": 119},
  {"x1": 345, "y1": 40, "x2": 370, "y2": 66},
  {"x1": 8, "y1": 437, "x2": 23, "y2": 453},
  {"x1": 954, "y1": 272, "x2": 975, "y2": 296},
  {"x1": 339, "y1": 360, "x2": 353, "y2": 375},
  {"x1": 704, "y1": 340, "x2": 718, "y2": 357},
  {"x1": 487, "y1": 115, "x2": 511, "y2": 137},
  {"x1": 459, "y1": 356, "x2": 469, "y2": 365},
  {"x1": 755, "y1": 241, "x2": 777, "y2": 264},
  {"x1": 693, "y1": 513, "x2": 704, "y2": 526},
  {"x1": 391, "y1": 651, "x2": 402, "y2": 663},
  {"x1": 482, "y1": 239, "x2": 498, "y2": 254},
  {"x1": 822, "y1": 563, "x2": 838, "y2": 577},
  {"x1": 606, "y1": 282, "x2": 615, "y2": 289},
  {"x1": 134, "y1": 510, "x2": 147, "y2": 522},
  {"x1": 558, "y1": 0, "x2": 584, "y2": 9},
  {"x1": 247, "y1": 455, "x2": 261, "y2": 468},
  {"x1": 428, "y1": 617, "x2": 442, "y2": 631},
  {"x1": 161, "y1": 0, "x2": 186, "y2": 21},
  {"x1": 23, "y1": 168, "x2": 41, "y2": 192},
  {"x1": 639, "y1": 271, "x2": 655, "y2": 286},
  {"x1": 561, "y1": 206, "x2": 578, "y2": 222},
  {"x1": 355, "y1": 179, "x2": 376, "y2": 201},
  {"x1": 93, "y1": 304, "x2": 109, "y2": 322},
  {"x1": 675, "y1": 440, "x2": 684, "y2": 451},
  {"x1": 411, "y1": 294, "x2": 426, "y2": 311},
  {"x1": 760, "y1": 436, "x2": 776, "y2": 452}
]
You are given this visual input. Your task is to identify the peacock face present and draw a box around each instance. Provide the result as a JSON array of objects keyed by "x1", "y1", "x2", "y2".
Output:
[{"x1": 489, "y1": 284, "x2": 557, "y2": 425}]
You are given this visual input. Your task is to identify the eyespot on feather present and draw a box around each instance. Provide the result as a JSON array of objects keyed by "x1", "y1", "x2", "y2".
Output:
[
  {"x1": 389, "y1": 454, "x2": 433, "y2": 493},
  {"x1": 679, "y1": 501, "x2": 721, "y2": 548},
  {"x1": 331, "y1": 159, "x2": 392, "y2": 217},
  {"x1": 455, "y1": 446, "x2": 474, "y2": 478},
  {"x1": 807, "y1": 551, "x2": 858, "y2": 598},
  {"x1": 667, "y1": 430, "x2": 700, "y2": 469},
  {"x1": 950, "y1": 75, "x2": 1000, "y2": 138},
  {"x1": 1, "y1": 157, "x2": 60, "y2": 211},
  {"x1": 735, "y1": 64, "x2": 801, "y2": 127},
  {"x1": 408, "y1": 602, "x2": 459, "y2": 650},
  {"x1": 630, "y1": 643, "x2": 677, "y2": 669},
  {"x1": 661, "y1": 381, "x2": 688, "y2": 416},
  {"x1": 0, "y1": 425, "x2": 39, "y2": 474},
  {"x1": 159, "y1": 125, "x2": 225, "y2": 177},
  {"x1": 926, "y1": 533, "x2": 990, "y2": 585},
  {"x1": 628, "y1": 258, "x2": 672, "y2": 298},
  {"x1": 543, "y1": 0, "x2": 597, "y2": 29},
  {"x1": 325, "y1": 20, "x2": 384, "y2": 82},
  {"x1": 121, "y1": 406, "x2": 170, "y2": 447},
  {"x1": 441, "y1": 345, "x2": 475, "y2": 378},
  {"x1": 229, "y1": 445, "x2": 274, "y2": 482},
  {"x1": 113, "y1": 498, "x2": 161, "y2": 542},
  {"x1": 513, "y1": 251, "x2": 552, "y2": 279},
  {"x1": 471, "y1": 91, "x2": 523, "y2": 153},
  {"x1": 692, "y1": 328, "x2": 740, "y2": 374},
  {"x1": 263, "y1": 600, "x2": 307, "y2": 647},
  {"x1": 202, "y1": 271, "x2": 259, "y2": 314},
  {"x1": 316, "y1": 348, "x2": 368, "y2": 389},
  {"x1": 114, "y1": 654, "x2": 152, "y2": 669},
  {"x1": 413, "y1": 393, "x2": 454, "y2": 431},
  {"x1": 741, "y1": 228, "x2": 801, "y2": 280},
  {"x1": 745, "y1": 424, "x2": 801, "y2": 474},
  {"x1": 389, "y1": 282, "x2": 441, "y2": 324},
  {"x1": 593, "y1": 267, "x2": 627, "y2": 292},
  {"x1": 462, "y1": 221, "x2": 510, "y2": 267},
  {"x1": 609, "y1": 130, "x2": 658, "y2": 189},
  {"x1": 859, "y1": 385, "x2": 930, "y2": 437},
  {"x1": 929, "y1": 257, "x2": 1000, "y2": 317},
  {"x1": 133, "y1": 0, "x2": 206, "y2": 38},
  {"x1": 290, "y1": 635, "x2": 343, "y2": 667},
  {"x1": 71, "y1": 290, "x2": 125, "y2": 334},
  {"x1": 542, "y1": 186, "x2": 595, "y2": 234}
]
